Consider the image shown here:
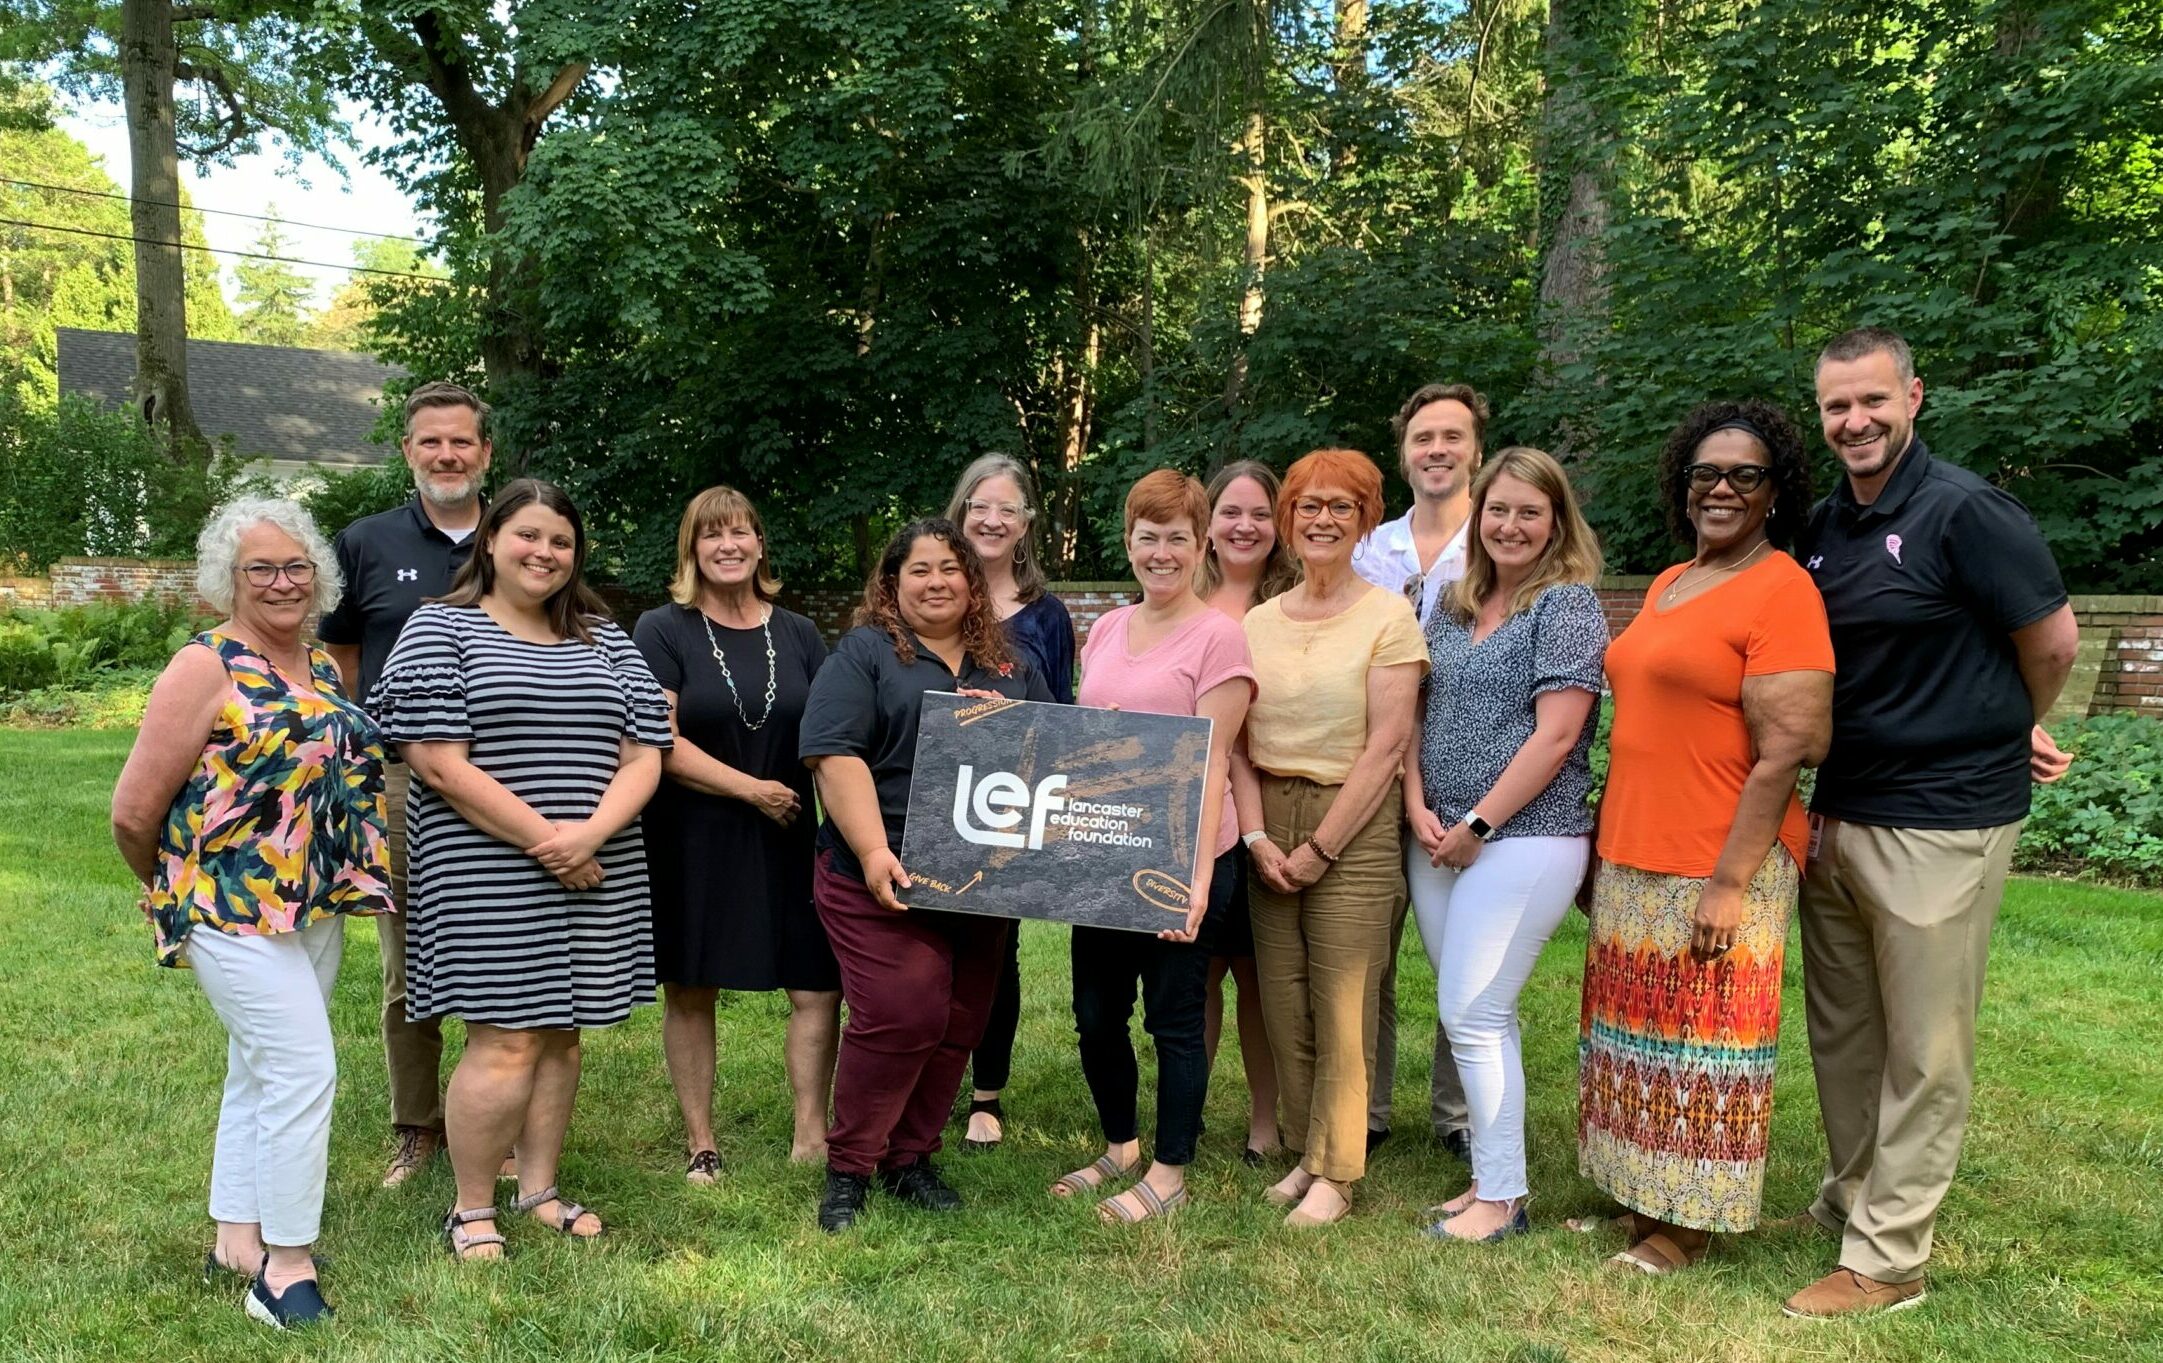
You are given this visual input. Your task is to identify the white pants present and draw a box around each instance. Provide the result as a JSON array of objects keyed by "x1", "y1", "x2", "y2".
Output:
[
  {"x1": 185, "y1": 918, "x2": 344, "y2": 1246},
  {"x1": 1408, "y1": 834, "x2": 1587, "y2": 1200}
]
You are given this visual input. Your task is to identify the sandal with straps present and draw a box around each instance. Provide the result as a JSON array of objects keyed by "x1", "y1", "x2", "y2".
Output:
[
  {"x1": 1097, "y1": 1180, "x2": 1187, "y2": 1224},
  {"x1": 442, "y1": 1206, "x2": 506, "y2": 1261},
  {"x1": 962, "y1": 1097, "x2": 1005, "y2": 1152},
  {"x1": 1050, "y1": 1151, "x2": 1141, "y2": 1199},
  {"x1": 1608, "y1": 1230, "x2": 1707, "y2": 1275},
  {"x1": 511, "y1": 1184, "x2": 603, "y2": 1239}
]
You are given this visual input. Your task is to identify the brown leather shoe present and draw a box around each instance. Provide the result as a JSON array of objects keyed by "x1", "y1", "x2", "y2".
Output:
[
  {"x1": 1782, "y1": 1268, "x2": 1927, "y2": 1319},
  {"x1": 381, "y1": 1126, "x2": 442, "y2": 1188}
]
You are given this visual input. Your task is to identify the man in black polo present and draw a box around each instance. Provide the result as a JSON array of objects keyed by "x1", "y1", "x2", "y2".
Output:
[
  {"x1": 1785, "y1": 328, "x2": 2078, "y2": 1319},
  {"x1": 319, "y1": 380, "x2": 492, "y2": 1188}
]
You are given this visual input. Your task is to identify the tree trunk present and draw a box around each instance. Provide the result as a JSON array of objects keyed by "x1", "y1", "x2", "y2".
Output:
[
  {"x1": 1332, "y1": 0, "x2": 1368, "y2": 174},
  {"x1": 1140, "y1": 226, "x2": 1157, "y2": 453},
  {"x1": 1535, "y1": 0, "x2": 1618, "y2": 449},
  {"x1": 1220, "y1": 106, "x2": 1269, "y2": 468},
  {"x1": 121, "y1": 0, "x2": 204, "y2": 461},
  {"x1": 1049, "y1": 232, "x2": 1097, "y2": 575}
]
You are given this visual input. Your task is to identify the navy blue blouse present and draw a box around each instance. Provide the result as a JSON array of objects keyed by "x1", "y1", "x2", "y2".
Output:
[{"x1": 1003, "y1": 593, "x2": 1076, "y2": 705}]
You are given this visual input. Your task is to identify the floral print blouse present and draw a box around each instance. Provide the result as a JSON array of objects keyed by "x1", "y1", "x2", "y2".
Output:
[{"x1": 148, "y1": 632, "x2": 393, "y2": 967}]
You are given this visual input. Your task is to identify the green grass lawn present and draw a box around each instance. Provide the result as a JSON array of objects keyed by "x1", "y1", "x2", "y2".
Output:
[{"x1": 2, "y1": 727, "x2": 2158, "y2": 1362}]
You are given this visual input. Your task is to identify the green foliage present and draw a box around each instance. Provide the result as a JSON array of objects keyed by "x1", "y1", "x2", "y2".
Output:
[
  {"x1": 0, "y1": 599, "x2": 207, "y2": 715},
  {"x1": 2023, "y1": 713, "x2": 2163, "y2": 884},
  {"x1": 0, "y1": 623, "x2": 58, "y2": 692},
  {"x1": 0, "y1": 390, "x2": 251, "y2": 571},
  {"x1": 230, "y1": 208, "x2": 315, "y2": 346},
  {"x1": 299, "y1": 459, "x2": 412, "y2": 540}
]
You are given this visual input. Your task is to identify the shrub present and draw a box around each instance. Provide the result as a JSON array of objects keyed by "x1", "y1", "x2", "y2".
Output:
[
  {"x1": 301, "y1": 460, "x2": 411, "y2": 541},
  {"x1": 0, "y1": 623, "x2": 58, "y2": 692},
  {"x1": 2020, "y1": 713, "x2": 2163, "y2": 885},
  {"x1": 0, "y1": 601, "x2": 210, "y2": 697}
]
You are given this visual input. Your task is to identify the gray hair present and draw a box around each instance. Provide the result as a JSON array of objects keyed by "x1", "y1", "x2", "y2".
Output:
[
  {"x1": 942, "y1": 452, "x2": 1049, "y2": 604},
  {"x1": 195, "y1": 496, "x2": 343, "y2": 615}
]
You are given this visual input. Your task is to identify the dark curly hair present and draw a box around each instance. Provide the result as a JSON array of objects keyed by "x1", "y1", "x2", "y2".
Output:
[
  {"x1": 854, "y1": 518, "x2": 1015, "y2": 672},
  {"x1": 1655, "y1": 399, "x2": 1814, "y2": 550}
]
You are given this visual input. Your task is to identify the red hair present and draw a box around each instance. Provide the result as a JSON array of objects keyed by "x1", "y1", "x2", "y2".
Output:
[
  {"x1": 1277, "y1": 448, "x2": 1386, "y2": 545},
  {"x1": 1123, "y1": 469, "x2": 1211, "y2": 540}
]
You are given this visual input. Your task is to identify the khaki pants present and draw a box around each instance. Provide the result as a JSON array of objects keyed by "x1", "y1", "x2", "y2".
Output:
[
  {"x1": 380, "y1": 762, "x2": 445, "y2": 1132},
  {"x1": 1800, "y1": 816, "x2": 2022, "y2": 1283},
  {"x1": 1374, "y1": 867, "x2": 1468, "y2": 1136},
  {"x1": 1249, "y1": 774, "x2": 1403, "y2": 1184}
]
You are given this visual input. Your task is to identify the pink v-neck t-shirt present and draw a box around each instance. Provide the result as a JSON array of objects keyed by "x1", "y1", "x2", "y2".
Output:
[{"x1": 1078, "y1": 604, "x2": 1257, "y2": 859}]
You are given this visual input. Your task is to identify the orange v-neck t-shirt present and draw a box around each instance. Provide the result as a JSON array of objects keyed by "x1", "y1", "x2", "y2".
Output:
[{"x1": 1598, "y1": 553, "x2": 1834, "y2": 877}]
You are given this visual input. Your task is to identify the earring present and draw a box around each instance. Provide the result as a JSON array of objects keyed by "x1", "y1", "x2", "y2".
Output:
[{"x1": 1015, "y1": 544, "x2": 1028, "y2": 567}]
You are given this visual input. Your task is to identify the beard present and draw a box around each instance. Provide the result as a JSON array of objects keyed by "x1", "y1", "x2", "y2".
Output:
[{"x1": 416, "y1": 471, "x2": 482, "y2": 507}]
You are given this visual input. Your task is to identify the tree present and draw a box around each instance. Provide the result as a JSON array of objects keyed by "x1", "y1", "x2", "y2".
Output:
[
  {"x1": 304, "y1": 237, "x2": 441, "y2": 352},
  {"x1": 229, "y1": 208, "x2": 312, "y2": 345}
]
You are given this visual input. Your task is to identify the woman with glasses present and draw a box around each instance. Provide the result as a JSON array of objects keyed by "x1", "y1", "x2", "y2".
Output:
[
  {"x1": 111, "y1": 498, "x2": 391, "y2": 1328},
  {"x1": 1231, "y1": 449, "x2": 1427, "y2": 1226},
  {"x1": 1575, "y1": 400, "x2": 1833, "y2": 1274},
  {"x1": 943, "y1": 454, "x2": 1074, "y2": 1152}
]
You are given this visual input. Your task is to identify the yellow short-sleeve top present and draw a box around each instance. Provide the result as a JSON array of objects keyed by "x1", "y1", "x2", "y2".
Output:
[{"x1": 1243, "y1": 586, "x2": 1429, "y2": 785}]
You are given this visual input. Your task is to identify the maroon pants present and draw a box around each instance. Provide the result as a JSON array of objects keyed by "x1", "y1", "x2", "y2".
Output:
[{"x1": 814, "y1": 850, "x2": 1011, "y2": 1177}]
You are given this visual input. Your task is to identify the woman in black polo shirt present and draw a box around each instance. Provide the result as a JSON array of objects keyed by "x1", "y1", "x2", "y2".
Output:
[{"x1": 798, "y1": 518, "x2": 1053, "y2": 1232}]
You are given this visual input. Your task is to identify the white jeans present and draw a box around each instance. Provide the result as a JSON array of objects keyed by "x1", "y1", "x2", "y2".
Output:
[
  {"x1": 1408, "y1": 834, "x2": 1587, "y2": 1201},
  {"x1": 185, "y1": 918, "x2": 344, "y2": 1246}
]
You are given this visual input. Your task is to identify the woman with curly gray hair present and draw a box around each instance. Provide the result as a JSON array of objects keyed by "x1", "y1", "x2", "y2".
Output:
[{"x1": 112, "y1": 497, "x2": 391, "y2": 1329}]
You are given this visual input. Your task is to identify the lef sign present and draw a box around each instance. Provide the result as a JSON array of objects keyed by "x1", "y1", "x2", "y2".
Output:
[{"x1": 899, "y1": 693, "x2": 1212, "y2": 933}]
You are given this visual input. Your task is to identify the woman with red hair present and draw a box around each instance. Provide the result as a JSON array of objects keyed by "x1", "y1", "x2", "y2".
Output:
[{"x1": 1231, "y1": 449, "x2": 1427, "y2": 1226}]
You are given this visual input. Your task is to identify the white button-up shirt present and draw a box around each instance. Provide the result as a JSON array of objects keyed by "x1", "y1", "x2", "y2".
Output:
[{"x1": 1353, "y1": 507, "x2": 1469, "y2": 625}]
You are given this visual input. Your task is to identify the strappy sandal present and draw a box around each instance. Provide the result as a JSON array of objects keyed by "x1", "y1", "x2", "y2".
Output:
[
  {"x1": 962, "y1": 1097, "x2": 1004, "y2": 1152},
  {"x1": 1050, "y1": 1151, "x2": 1141, "y2": 1199},
  {"x1": 511, "y1": 1184, "x2": 603, "y2": 1239},
  {"x1": 1097, "y1": 1180, "x2": 1187, "y2": 1224},
  {"x1": 685, "y1": 1149, "x2": 721, "y2": 1185},
  {"x1": 442, "y1": 1206, "x2": 506, "y2": 1261},
  {"x1": 1608, "y1": 1230, "x2": 1707, "y2": 1275}
]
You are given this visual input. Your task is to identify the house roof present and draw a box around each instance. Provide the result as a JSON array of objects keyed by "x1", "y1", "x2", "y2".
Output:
[{"x1": 55, "y1": 328, "x2": 405, "y2": 468}]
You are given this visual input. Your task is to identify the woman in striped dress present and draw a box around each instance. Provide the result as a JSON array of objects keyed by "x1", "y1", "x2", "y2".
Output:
[{"x1": 371, "y1": 478, "x2": 673, "y2": 1261}]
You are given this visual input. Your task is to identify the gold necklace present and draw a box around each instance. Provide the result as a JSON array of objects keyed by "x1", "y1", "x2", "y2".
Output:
[{"x1": 1661, "y1": 538, "x2": 1771, "y2": 606}]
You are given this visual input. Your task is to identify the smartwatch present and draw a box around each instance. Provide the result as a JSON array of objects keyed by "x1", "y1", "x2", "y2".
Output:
[{"x1": 1464, "y1": 810, "x2": 1499, "y2": 842}]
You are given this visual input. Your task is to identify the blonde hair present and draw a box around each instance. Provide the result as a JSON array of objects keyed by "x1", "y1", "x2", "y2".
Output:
[
  {"x1": 1445, "y1": 447, "x2": 1603, "y2": 623},
  {"x1": 667, "y1": 485, "x2": 781, "y2": 605},
  {"x1": 943, "y1": 453, "x2": 1048, "y2": 604}
]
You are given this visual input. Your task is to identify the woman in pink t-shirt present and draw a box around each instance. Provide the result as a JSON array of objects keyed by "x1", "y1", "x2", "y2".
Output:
[{"x1": 1047, "y1": 471, "x2": 1256, "y2": 1223}]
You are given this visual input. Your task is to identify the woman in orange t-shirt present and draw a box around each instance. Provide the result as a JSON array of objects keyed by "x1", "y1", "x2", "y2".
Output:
[{"x1": 1576, "y1": 400, "x2": 1834, "y2": 1275}]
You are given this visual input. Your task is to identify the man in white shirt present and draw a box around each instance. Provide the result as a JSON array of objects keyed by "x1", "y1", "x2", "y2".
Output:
[{"x1": 1354, "y1": 382, "x2": 1486, "y2": 1156}]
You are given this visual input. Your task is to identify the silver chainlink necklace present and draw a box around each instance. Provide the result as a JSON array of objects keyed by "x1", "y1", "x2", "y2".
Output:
[{"x1": 702, "y1": 605, "x2": 777, "y2": 731}]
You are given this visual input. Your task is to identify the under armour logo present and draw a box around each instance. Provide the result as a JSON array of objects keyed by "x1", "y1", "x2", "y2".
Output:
[
  {"x1": 397, "y1": 568, "x2": 419, "y2": 582},
  {"x1": 1885, "y1": 533, "x2": 1904, "y2": 565},
  {"x1": 1806, "y1": 556, "x2": 1823, "y2": 570}
]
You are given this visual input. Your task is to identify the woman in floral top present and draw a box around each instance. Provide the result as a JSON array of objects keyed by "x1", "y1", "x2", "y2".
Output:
[{"x1": 113, "y1": 498, "x2": 390, "y2": 1331}]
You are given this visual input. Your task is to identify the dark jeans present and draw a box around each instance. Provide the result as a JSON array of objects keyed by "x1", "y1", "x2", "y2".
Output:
[
  {"x1": 814, "y1": 851, "x2": 1009, "y2": 1177},
  {"x1": 971, "y1": 928, "x2": 1022, "y2": 1092},
  {"x1": 1068, "y1": 849, "x2": 1238, "y2": 1167}
]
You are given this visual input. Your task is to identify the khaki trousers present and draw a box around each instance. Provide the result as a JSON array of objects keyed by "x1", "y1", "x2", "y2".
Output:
[
  {"x1": 1249, "y1": 774, "x2": 1403, "y2": 1184},
  {"x1": 1374, "y1": 871, "x2": 1468, "y2": 1136},
  {"x1": 1800, "y1": 816, "x2": 2022, "y2": 1283},
  {"x1": 379, "y1": 761, "x2": 446, "y2": 1132}
]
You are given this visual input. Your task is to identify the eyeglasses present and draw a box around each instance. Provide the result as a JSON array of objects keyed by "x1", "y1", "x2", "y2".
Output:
[
  {"x1": 1683, "y1": 463, "x2": 1772, "y2": 493},
  {"x1": 237, "y1": 560, "x2": 316, "y2": 588},
  {"x1": 965, "y1": 499, "x2": 1030, "y2": 524},
  {"x1": 1293, "y1": 497, "x2": 1360, "y2": 522}
]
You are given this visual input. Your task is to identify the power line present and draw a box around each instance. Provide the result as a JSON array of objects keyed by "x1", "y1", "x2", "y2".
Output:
[
  {"x1": 0, "y1": 175, "x2": 428, "y2": 244},
  {"x1": 0, "y1": 216, "x2": 452, "y2": 283}
]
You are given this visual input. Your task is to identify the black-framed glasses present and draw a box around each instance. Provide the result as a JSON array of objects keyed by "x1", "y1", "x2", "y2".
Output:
[
  {"x1": 1683, "y1": 463, "x2": 1772, "y2": 494},
  {"x1": 237, "y1": 560, "x2": 316, "y2": 588}
]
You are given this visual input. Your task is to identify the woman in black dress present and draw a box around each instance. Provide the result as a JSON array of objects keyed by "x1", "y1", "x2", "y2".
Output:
[{"x1": 635, "y1": 487, "x2": 835, "y2": 1177}]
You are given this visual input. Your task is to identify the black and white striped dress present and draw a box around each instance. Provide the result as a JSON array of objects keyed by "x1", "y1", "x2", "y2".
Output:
[{"x1": 370, "y1": 602, "x2": 673, "y2": 1029}]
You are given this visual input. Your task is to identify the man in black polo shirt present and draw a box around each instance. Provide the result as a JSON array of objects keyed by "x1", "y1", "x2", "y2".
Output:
[
  {"x1": 1785, "y1": 328, "x2": 2078, "y2": 1319},
  {"x1": 318, "y1": 380, "x2": 492, "y2": 1188}
]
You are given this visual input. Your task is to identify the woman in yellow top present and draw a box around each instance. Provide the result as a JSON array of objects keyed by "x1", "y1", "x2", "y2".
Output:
[{"x1": 1232, "y1": 448, "x2": 1428, "y2": 1226}]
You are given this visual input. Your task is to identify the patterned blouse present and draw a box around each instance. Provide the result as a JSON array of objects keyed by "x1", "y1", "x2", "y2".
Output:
[
  {"x1": 148, "y1": 632, "x2": 393, "y2": 967},
  {"x1": 1416, "y1": 582, "x2": 1609, "y2": 839}
]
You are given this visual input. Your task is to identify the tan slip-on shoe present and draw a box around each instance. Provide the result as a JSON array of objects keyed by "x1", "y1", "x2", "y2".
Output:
[
  {"x1": 1782, "y1": 1268, "x2": 1927, "y2": 1319},
  {"x1": 381, "y1": 1126, "x2": 441, "y2": 1189}
]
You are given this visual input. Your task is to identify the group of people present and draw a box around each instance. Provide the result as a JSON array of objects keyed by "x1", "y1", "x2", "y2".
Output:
[{"x1": 111, "y1": 325, "x2": 2079, "y2": 1330}]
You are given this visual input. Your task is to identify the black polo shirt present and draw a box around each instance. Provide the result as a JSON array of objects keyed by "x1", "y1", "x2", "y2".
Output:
[
  {"x1": 799, "y1": 624, "x2": 1054, "y2": 882},
  {"x1": 317, "y1": 497, "x2": 479, "y2": 709},
  {"x1": 1796, "y1": 438, "x2": 2066, "y2": 829}
]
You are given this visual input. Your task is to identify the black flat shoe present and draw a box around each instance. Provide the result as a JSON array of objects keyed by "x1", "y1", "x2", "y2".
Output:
[
  {"x1": 1440, "y1": 1128, "x2": 1472, "y2": 1164},
  {"x1": 1366, "y1": 1126, "x2": 1391, "y2": 1154},
  {"x1": 879, "y1": 1160, "x2": 963, "y2": 1212},
  {"x1": 819, "y1": 1169, "x2": 872, "y2": 1233},
  {"x1": 1242, "y1": 1147, "x2": 1267, "y2": 1168},
  {"x1": 245, "y1": 1271, "x2": 334, "y2": 1329},
  {"x1": 962, "y1": 1097, "x2": 1004, "y2": 1152}
]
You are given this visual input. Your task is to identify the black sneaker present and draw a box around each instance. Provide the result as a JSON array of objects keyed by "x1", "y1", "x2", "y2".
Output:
[
  {"x1": 818, "y1": 1169, "x2": 873, "y2": 1233},
  {"x1": 245, "y1": 1272, "x2": 334, "y2": 1329},
  {"x1": 1440, "y1": 1128, "x2": 1472, "y2": 1164},
  {"x1": 878, "y1": 1160, "x2": 963, "y2": 1212},
  {"x1": 1366, "y1": 1126, "x2": 1391, "y2": 1153}
]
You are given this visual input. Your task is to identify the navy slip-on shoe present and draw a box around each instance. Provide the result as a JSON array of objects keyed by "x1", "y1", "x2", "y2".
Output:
[{"x1": 245, "y1": 1273, "x2": 335, "y2": 1329}]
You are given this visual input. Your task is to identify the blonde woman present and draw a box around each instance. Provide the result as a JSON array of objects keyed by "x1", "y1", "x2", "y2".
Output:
[{"x1": 1403, "y1": 447, "x2": 1608, "y2": 1243}]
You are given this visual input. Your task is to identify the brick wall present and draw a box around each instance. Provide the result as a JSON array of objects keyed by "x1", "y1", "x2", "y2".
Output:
[{"x1": 16, "y1": 558, "x2": 2161, "y2": 718}]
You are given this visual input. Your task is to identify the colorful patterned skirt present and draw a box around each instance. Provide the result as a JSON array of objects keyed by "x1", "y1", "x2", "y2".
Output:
[{"x1": 1577, "y1": 848, "x2": 1797, "y2": 1232}]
